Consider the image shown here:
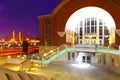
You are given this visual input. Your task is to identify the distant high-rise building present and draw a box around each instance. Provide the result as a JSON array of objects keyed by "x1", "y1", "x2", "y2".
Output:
[
  {"x1": 18, "y1": 32, "x2": 22, "y2": 42},
  {"x1": 11, "y1": 30, "x2": 15, "y2": 42}
]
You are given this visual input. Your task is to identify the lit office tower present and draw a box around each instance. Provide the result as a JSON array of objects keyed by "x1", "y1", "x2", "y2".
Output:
[
  {"x1": 18, "y1": 32, "x2": 22, "y2": 42},
  {"x1": 12, "y1": 30, "x2": 15, "y2": 41}
]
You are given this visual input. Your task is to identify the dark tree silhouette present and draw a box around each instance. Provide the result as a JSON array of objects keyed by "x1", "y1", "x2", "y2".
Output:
[{"x1": 22, "y1": 40, "x2": 28, "y2": 53}]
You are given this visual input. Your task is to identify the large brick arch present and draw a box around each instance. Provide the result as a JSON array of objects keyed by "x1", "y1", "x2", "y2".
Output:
[{"x1": 52, "y1": 0, "x2": 120, "y2": 45}]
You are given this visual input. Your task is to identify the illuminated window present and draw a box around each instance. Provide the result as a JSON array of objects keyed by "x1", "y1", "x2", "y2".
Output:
[{"x1": 65, "y1": 6, "x2": 116, "y2": 45}]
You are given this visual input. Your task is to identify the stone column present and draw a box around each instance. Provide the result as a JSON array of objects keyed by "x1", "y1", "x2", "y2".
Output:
[
  {"x1": 91, "y1": 53, "x2": 98, "y2": 65},
  {"x1": 96, "y1": 18, "x2": 99, "y2": 44},
  {"x1": 102, "y1": 21, "x2": 104, "y2": 44},
  {"x1": 82, "y1": 19, "x2": 85, "y2": 43}
]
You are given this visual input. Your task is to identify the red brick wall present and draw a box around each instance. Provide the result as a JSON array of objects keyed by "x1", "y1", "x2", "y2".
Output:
[{"x1": 39, "y1": 0, "x2": 120, "y2": 46}]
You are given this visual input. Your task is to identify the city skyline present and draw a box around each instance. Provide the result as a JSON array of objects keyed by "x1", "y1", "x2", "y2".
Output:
[{"x1": 0, "y1": 0, "x2": 61, "y2": 40}]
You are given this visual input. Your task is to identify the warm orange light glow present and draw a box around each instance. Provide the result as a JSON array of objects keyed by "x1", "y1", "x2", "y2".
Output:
[
  {"x1": 50, "y1": 50, "x2": 53, "y2": 53},
  {"x1": 35, "y1": 63, "x2": 39, "y2": 66},
  {"x1": 17, "y1": 55, "x2": 20, "y2": 58},
  {"x1": 109, "y1": 27, "x2": 115, "y2": 45},
  {"x1": 26, "y1": 38, "x2": 29, "y2": 41},
  {"x1": 44, "y1": 54, "x2": 47, "y2": 56},
  {"x1": 1, "y1": 39, "x2": 5, "y2": 42},
  {"x1": 109, "y1": 33, "x2": 115, "y2": 45},
  {"x1": 8, "y1": 56, "x2": 11, "y2": 58}
]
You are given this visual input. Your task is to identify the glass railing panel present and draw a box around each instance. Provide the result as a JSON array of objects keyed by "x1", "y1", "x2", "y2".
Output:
[
  {"x1": 42, "y1": 48, "x2": 67, "y2": 65},
  {"x1": 30, "y1": 44, "x2": 120, "y2": 65}
]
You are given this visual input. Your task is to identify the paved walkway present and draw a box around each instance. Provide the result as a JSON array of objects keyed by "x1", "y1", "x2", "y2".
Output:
[
  {"x1": 1, "y1": 63, "x2": 120, "y2": 80},
  {"x1": 30, "y1": 63, "x2": 120, "y2": 80},
  {"x1": 0, "y1": 63, "x2": 19, "y2": 71}
]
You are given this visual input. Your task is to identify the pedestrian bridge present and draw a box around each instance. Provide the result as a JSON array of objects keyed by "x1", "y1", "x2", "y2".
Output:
[
  {"x1": 30, "y1": 44, "x2": 120, "y2": 66},
  {"x1": 76, "y1": 44, "x2": 120, "y2": 55}
]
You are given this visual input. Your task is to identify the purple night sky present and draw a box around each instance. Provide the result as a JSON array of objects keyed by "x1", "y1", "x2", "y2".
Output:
[{"x1": 0, "y1": 0, "x2": 61, "y2": 40}]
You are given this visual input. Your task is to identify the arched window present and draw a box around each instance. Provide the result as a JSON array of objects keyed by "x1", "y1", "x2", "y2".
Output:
[{"x1": 77, "y1": 17, "x2": 109, "y2": 45}]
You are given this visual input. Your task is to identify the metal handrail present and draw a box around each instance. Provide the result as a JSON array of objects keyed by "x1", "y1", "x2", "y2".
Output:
[
  {"x1": 30, "y1": 44, "x2": 120, "y2": 66},
  {"x1": 43, "y1": 44, "x2": 66, "y2": 60}
]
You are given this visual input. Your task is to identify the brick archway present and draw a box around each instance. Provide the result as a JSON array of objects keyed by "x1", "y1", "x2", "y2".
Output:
[{"x1": 39, "y1": 0, "x2": 120, "y2": 46}]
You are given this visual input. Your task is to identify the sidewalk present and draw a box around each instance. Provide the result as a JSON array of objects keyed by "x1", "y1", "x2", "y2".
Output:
[
  {"x1": 1, "y1": 63, "x2": 120, "y2": 80},
  {"x1": 33, "y1": 63, "x2": 120, "y2": 80}
]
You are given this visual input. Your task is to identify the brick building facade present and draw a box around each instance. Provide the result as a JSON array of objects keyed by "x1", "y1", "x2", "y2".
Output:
[{"x1": 38, "y1": 0, "x2": 120, "y2": 46}]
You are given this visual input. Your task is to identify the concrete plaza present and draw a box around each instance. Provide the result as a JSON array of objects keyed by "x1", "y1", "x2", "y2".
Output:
[
  {"x1": 1, "y1": 63, "x2": 120, "y2": 80},
  {"x1": 31, "y1": 63, "x2": 120, "y2": 80}
]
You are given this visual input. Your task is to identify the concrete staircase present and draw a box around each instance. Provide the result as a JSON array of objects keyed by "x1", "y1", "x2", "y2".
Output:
[{"x1": 0, "y1": 68, "x2": 47, "y2": 80}]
